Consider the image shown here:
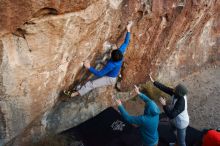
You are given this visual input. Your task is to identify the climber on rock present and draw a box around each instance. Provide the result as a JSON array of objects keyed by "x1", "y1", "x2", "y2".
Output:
[
  {"x1": 113, "y1": 85, "x2": 160, "y2": 146},
  {"x1": 65, "y1": 21, "x2": 133, "y2": 98},
  {"x1": 149, "y1": 74, "x2": 189, "y2": 146}
]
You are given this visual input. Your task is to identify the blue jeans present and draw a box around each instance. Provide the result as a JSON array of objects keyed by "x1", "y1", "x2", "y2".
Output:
[{"x1": 177, "y1": 128, "x2": 186, "y2": 146}]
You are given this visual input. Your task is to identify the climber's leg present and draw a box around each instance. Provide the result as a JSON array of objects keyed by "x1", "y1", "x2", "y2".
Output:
[{"x1": 76, "y1": 76, "x2": 116, "y2": 96}]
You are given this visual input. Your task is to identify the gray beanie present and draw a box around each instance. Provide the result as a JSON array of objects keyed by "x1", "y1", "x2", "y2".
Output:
[{"x1": 175, "y1": 84, "x2": 188, "y2": 97}]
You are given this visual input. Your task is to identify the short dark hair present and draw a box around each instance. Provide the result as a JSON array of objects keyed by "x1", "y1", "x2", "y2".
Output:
[{"x1": 111, "y1": 50, "x2": 123, "y2": 62}]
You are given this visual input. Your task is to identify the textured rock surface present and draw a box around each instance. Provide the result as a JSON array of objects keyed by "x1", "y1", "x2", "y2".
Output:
[
  {"x1": 120, "y1": 0, "x2": 220, "y2": 89},
  {"x1": 0, "y1": 0, "x2": 99, "y2": 37},
  {"x1": 0, "y1": 0, "x2": 125, "y2": 145},
  {"x1": 0, "y1": 0, "x2": 220, "y2": 145}
]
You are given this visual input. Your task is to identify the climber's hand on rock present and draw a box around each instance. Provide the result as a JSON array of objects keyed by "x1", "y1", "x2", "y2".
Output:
[
  {"x1": 112, "y1": 44, "x2": 118, "y2": 50},
  {"x1": 134, "y1": 85, "x2": 140, "y2": 94},
  {"x1": 83, "y1": 60, "x2": 90, "y2": 69},
  {"x1": 159, "y1": 97, "x2": 166, "y2": 106},
  {"x1": 149, "y1": 73, "x2": 155, "y2": 82},
  {"x1": 127, "y1": 21, "x2": 133, "y2": 32}
]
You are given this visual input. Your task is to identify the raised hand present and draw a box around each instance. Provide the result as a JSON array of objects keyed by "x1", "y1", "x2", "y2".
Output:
[
  {"x1": 112, "y1": 44, "x2": 117, "y2": 50},
  {"x1": 149, "y1": 73, "x2": 155, "y2": 82},
  {"x1": 134, "y1": 85, "x2": 140, "y2": 94},
  {"x1": 127, "y1": 21, "x2": 133, "y2": 32},
  {"x1": 159, "y1": 97, "x2": 166, "y2": 106}
]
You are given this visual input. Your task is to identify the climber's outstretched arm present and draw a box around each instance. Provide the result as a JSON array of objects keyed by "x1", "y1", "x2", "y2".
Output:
[{"x1": 118, "y1": 21, "x2": 133, "y2": 54}]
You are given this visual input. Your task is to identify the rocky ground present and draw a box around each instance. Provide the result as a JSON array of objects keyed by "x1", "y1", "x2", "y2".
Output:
[
  {"x1": 183, "y1": 65, "x2": 220, "y2": 130},
  {"x1": 123, "y1": 64, "x2": 220, "y2": 130}
]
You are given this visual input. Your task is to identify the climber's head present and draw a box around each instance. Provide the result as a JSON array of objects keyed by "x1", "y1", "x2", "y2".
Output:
[
  {"x1": 174, "y1": 84, "x2": 188, "y2": 97},
  {"x1": 111, "y1": 50, "x2": 123, "y2": 62}
]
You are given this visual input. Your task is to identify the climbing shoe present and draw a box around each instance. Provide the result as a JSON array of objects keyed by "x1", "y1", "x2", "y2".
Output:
[{"x1": 63, "y1": 90, "x2": 72, "y2": 97}]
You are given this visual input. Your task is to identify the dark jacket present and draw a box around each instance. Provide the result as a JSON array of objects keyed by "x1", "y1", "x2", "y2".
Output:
[{"x1": 154, "y1": 81, "x2": 189, "y2": 129}]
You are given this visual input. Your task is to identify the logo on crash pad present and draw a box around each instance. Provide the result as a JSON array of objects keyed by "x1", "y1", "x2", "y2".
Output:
[{"x1": 111, "y1": 120, "x2": 125, "y2": 131}]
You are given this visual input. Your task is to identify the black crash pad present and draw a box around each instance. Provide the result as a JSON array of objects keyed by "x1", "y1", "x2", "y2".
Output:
[
  {"x1": 61, "y1": 107, "x2": 142, "y2": 146},
  {"x1": 61, "y1": 108, "x2": 203, "y2": 146}
]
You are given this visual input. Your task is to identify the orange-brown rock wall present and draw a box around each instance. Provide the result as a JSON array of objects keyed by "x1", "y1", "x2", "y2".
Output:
[
  {"x1": 120, "y1": 0, "x2": 220, "y2": 89},
  {"x1": 0, "y1": 0, "x2": 99, "y2": 37}
]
